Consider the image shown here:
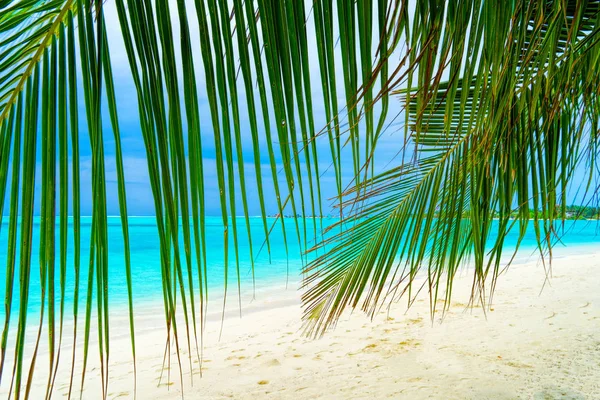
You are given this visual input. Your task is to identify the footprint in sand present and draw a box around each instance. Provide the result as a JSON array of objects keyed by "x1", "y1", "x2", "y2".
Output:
[
  {"x1": 265, "y1": 359, "x2": 281, "y2": 367},
  {"x1": 225, "y1": 355, "x2": 247, "y2": 361},
  {"x1": 257, "y1": 380, "x2": 269, "y2": 385},
  {"x1": 398, "y1": 339, "x2": 422, "y2": 348},
  {"x1": 347, "y1": 343, "x2": 378, "y2": 356},
  {"x1": 506, "y1": 360, "x2": 533, "y2": 369}
]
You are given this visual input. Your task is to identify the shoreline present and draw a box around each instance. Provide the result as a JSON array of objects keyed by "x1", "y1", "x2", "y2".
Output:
[
  {"x1": 3, "y1": 242, "x2": 599, "y2": 340},
  {"x1": 2, "y1": 245, "x2": 599, "y2": 399}
]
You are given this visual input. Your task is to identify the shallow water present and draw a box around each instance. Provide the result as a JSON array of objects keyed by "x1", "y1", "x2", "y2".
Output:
[{"x1": 0, "y1": 216, "x2": 599, "y2": 318}]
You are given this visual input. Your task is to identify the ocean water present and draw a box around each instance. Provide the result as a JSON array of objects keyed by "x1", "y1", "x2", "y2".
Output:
[{"x1": 0, "y1": 216, "x2": 599, "y2": 319}]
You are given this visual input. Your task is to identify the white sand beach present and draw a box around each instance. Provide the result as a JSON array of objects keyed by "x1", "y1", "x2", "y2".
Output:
[{"x1": 6, "y1": 248, "x2": 600, "y2": 399}]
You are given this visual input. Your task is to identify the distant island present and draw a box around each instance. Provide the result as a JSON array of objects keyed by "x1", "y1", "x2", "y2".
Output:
[
  {"x1": 265, "y1": 206, "x2": 600, "y2": 221},
  {"x1": 562, "y1": 205, "x2": 600, "y2": 220},
  {"x1": 267, "y1": 214, "x2": 336, "y2": 219},
  {"x1": 494, "y1": 205, "x2": 600, "y2": 220}
]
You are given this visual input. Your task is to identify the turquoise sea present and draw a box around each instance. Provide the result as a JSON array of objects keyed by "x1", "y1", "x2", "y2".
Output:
[{"x1": 1, "y1": 217, "x2": 599, "y2": 319}]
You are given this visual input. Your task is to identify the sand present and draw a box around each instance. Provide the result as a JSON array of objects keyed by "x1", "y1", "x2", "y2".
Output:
[{"x1": 4, "y1": 247, "x2": 600, "y2": 399}]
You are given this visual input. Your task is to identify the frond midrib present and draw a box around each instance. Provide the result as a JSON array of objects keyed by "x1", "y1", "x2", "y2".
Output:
[{"x1": 0, "y1": 0, "x2": 75, "y2": 124}]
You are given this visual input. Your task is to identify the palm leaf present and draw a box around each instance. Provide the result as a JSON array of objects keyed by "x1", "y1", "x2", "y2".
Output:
[
  {"x1": 0, "y1": 1, "x2": 136, "y2": 397},
  {"x1": 302, "y1": 0, "x2": 600, "y2": 336}
]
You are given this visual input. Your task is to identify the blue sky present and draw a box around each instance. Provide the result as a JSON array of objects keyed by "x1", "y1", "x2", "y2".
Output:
[
  {"x1": 3, "y1": 0, "x2": 595, "y2": 217},
  {"x1": 26, "y1": 1, "x2": 407, "y2": 217}
]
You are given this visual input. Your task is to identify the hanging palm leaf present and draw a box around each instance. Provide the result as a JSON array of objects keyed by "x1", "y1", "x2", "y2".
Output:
[
  {"x1": 0, "y1": 1, "x2": 135, "y2": 398},
  {"x1": 302, "y1": 0, "x2": 600, "y2": 337}
]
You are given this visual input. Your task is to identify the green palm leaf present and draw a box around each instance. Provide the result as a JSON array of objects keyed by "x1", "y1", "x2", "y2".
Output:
[{"x1": 303, "y1": 0, "x2": 600, "y2": 336}]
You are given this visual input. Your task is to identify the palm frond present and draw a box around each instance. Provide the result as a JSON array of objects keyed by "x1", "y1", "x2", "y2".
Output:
[
  {"x1": 302, "y1": 0, "x2": 600, "y2": 337},
  {"x1": 0, "y1": 1, "x2": 136, "y2": 398}
]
